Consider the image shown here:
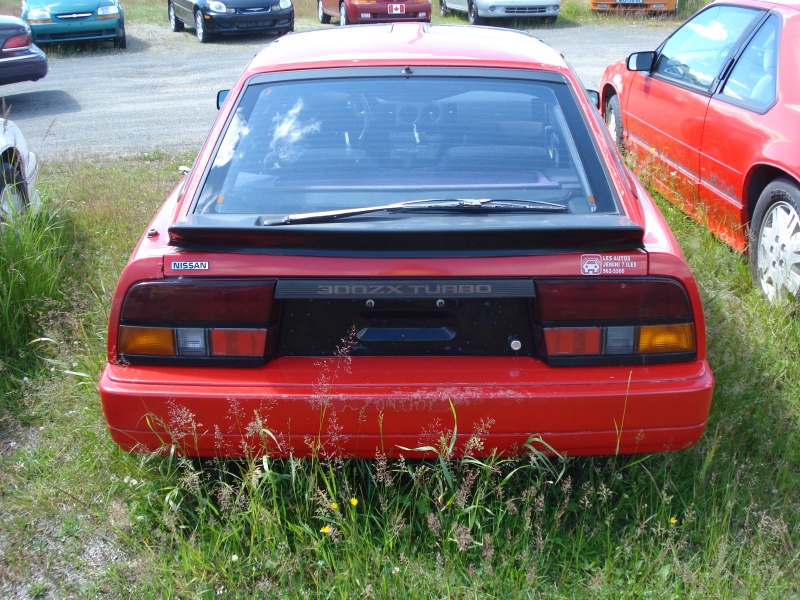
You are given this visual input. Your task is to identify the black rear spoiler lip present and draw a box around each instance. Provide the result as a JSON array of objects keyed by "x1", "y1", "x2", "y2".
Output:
[{"x1": 167, "y1": 213, "x2": 645, "y2": 254}]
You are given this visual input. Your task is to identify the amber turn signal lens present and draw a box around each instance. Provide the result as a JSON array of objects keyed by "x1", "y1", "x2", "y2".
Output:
[
  {"x1": 637, "y1": 324, "x2": 695, "y2": 354},
  {"x1": 119, "y1": 326, "x2": 176, "y2": 356}
]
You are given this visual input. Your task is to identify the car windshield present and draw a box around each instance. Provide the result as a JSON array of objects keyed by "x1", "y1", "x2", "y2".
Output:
[{"x1": 194, "y1": 73, "x2": 617, "y2": 216}]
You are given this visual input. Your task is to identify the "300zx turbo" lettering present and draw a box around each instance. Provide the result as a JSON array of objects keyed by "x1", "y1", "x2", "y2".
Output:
[{"x1": 316, "y1": 284, "x2": 493, "y2": 295}]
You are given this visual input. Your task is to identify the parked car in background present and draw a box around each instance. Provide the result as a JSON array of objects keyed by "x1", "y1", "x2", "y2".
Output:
[
  {"x1": 22, "y1": 0, "x2": 126, "y2": 48},
  {"x1": 600, "y1": 0, "x2": 800, "y2": 301},
  {"x1": 99, "y1": 23, "x2": 713, "y2": 459},
  {"x1": 168, "y1": 0, "x2": 294, "y2": 43},
  {"x1": 590, "y1": 0, "x2": 676, "y2": 13},
  {"x1": 0, "y1": 119, "x2": 39, "y2": 230},
  {"x1": 318, "y1": 0, "x2": 430, "y2": 25},
  {"x1": 0, "y1": 16, "x2": 47, "y2": 86},
  {"x1": 438, "y1": 0, "x2": 558, "y2": 24}
]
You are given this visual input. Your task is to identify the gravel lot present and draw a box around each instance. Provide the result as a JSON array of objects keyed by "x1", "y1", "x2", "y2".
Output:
[{"x1": 0, "y1": 20, "x2": 674, "y2": 161}]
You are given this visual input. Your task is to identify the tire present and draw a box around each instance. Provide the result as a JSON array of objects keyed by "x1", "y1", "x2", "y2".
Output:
[
  {"x1": 339, "y1": 2, "x2": 349, "y2": 25},
  {"x1": 468, "y1": 1, "x2": 483, "y2": 24},
  {"x1": 439, "y1": 0, "x2": 448, "y2": 16},
  {"x1": 318, "y1": 0, "x2": 331, "y2": 23},
  {"x1": 169, "y1": 1, "x2": 184, "y2": 31},
  {"x1": 195, "y1": 10, "x2": 212, "y2": 43},
  {"x1": 0, "y1": 162, "x2": 27, "y2": 230},
  {"x1": 750, "y1": 178, "x2": 800, "y2": 301},
  {"x1": 604, "y1": 94, "x2": 624, "y2": 153},
  {"x1": 114, "y1": 30, "x2": 127, "y2": 49}
]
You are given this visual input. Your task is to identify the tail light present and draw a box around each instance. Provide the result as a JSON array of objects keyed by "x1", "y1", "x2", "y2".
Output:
[
  {"x1": 3, "y1": 33, "x2": 31, "y2": 51},
  {"x1": 534, "y1": 278, "x2": 697, "y2": 366},
  {"x1": 117, "y1": 279, "x2": 278, "y2": 366}
]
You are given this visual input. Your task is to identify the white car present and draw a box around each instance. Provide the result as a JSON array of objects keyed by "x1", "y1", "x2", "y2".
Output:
[
  {"x1": 439, "y1": 0, "x2": 559, "y2": 24},
  {"x1": 0, "y1": 119, "x2": 39, "y2": 229}
]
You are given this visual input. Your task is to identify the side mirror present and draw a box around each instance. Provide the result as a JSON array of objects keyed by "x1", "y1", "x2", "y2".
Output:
[
  {"x1": 216, "y1": 89, "x2": 229, "y2": 110},
  {"x1": 627, "y1": 51, "x2": 656, "y2": 72},
  {"x1": 586, "y1": 89, "x2": 600, "y2": 109}
]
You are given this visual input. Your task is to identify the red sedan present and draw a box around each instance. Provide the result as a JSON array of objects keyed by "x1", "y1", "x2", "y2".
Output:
[
  {"x1": 99, "y1": 24, "x2": 713, "y2": 458},
  {"x1": 600, "y1": 0, "x2": 800, "y2": 301}
]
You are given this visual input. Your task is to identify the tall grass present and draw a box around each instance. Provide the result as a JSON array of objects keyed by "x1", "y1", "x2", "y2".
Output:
[{"x1": 0, "y1": 202, "x2": 75, "y2": 414}]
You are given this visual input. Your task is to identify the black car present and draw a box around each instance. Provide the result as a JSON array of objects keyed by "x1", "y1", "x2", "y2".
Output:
[
  {"x1": 168, "y1": 0, "x2": 294, "y2": 43},
  {"x1": 0, "y1": 16, "x2": 47, "y2": 86}
]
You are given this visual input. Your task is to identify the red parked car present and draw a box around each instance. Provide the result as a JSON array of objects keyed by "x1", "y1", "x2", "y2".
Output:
[
  {"x1": 600, "y1": 0, "x2": 800, "y2": 301},
  {"x1": 317, "y1": 0, "x2": 430, "y2": 25},
  {"x1": 99, "y1": 24, "x2": 713, "y2": 459}
]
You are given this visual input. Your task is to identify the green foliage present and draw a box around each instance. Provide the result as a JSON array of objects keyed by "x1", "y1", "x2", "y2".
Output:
[{"x1": 0, "y1": 201, "x2": 76, "y2": 412}]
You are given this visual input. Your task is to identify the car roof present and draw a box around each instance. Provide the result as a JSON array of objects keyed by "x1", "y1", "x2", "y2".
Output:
[
  {"x1": 710, "y1": 0, "x2": 800, "y2": 10},
  {"x1": 245, "y1": 24, "x2": 569, "y2": 76}
]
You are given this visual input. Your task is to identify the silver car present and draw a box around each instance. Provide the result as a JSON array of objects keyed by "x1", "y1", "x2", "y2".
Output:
[
  {"x1": 0, "y1": 119, "x2": 39, "y2": 230},
  {"x1": 439, "y1": 0, "x2": 559, "y2": 24}
]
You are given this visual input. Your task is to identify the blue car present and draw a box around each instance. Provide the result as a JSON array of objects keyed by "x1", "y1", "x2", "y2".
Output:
[{"x1": 22, "y1": 0, "x2": 126, "y2": 48}]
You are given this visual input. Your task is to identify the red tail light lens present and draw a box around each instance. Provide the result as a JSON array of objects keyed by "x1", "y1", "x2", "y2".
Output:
[
  {"x1": 534, "y1": 278, "x2": 696, "y2": 366},
  {"x1": 3, "y1": 33, "x2": 31, "y2": 50},
  {"x1": 118, "y1": 279, "x2": 278, "y2": 365}
]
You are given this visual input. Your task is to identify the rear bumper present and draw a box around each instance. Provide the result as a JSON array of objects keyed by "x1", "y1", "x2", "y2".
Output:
[
  {"x1": 0, "y1": 47, "x2": 48, "y2": 85},
  {"x1": 100, "y1": 356, "x2": 713, "y2": 458}
]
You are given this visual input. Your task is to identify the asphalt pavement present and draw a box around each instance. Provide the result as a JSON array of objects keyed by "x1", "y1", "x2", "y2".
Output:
[{"x1": 0, "y1": 19, "x2": 674, "y2": 161}]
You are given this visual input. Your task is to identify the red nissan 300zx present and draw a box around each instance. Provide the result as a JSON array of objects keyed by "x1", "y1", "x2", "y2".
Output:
[{"x1": 99, "y1": 24, "x2": 714, "y2": 458}]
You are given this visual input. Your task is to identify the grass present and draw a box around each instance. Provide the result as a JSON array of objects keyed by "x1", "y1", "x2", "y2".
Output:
[{"x1": 1, "y1": 147, "x2": 800, "y2": 598}]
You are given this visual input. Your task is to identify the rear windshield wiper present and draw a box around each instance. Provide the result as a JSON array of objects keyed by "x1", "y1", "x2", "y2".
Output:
[{"x1": 258, "y1": 198, "x2": 569, "y2": 226}]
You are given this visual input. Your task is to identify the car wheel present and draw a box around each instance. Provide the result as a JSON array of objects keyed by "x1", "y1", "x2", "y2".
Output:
[
  {"x1": 318, "y1": 0, "x2": 331, "y2": 23},
  {"x1": 169, "y1": 1, "x2": 184, "y2": 31},
  {"x1": 439, "y1": 0, "x2": 448, "y2": 16},
  {"x1": 339, "y1": 2, "x2": 349, "y2": 25},
  {"x1": 468, "y1": 1, "x2": 483, "y2": 24},
  {"x1": 0, "y1": 162, "x2": 27, "y2": 230},
  {"x1": 604, "y1": 94, "x2": 624, "y2": 152},
  {"x1": 114, "y1": 29, "x2": 127, "y2": 49},
  {"x1": 195, "y1": 10, "x2": 212, "y2": 43},
  {"x1": 750, "y1": 178, "x2": 800, "y2": 301}
]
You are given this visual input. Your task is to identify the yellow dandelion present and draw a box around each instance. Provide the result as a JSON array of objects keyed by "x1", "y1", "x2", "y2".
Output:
[
  {"x1": 350, "y1": 497, "x2": 358, "y2": 507},
  {"x1": 669, "y1": 517, "x2": 678, "y2": 524},
  {"x1": 320, "y1": 525, "x2": 331, "y2": 534},
  {"x1": 331, "y1": 502, "x2": 338, "y2": 510}
]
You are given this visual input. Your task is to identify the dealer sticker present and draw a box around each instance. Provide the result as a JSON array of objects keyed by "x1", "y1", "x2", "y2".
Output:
[
  {"x1": 171, "y1": 261, "x2": 209, "y2": 270},
  {"x1": 580, "y1": 253, "x2": 646, "y2": 276}
]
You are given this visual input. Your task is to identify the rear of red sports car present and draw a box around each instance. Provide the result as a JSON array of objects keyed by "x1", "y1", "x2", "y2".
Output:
[{"x1": 99, "y1": 24, "x2": 713, "y2": 458}]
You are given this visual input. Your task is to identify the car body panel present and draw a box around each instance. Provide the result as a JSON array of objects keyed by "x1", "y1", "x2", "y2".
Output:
[
  {"x1": 600, "y1": 0, "x2": 800, "y2": 252},
  {"x1": 23, "y1": 0, "x2": 125, "y2": 45},
  {"x1": 171, "y1": 0, "x2": 294, "y2": 36},
  {"x1": 99, "y1": 24, "x2": 713, "y2": 458},
  {"x1": 0, "y1": 16, "x2": 47, "y2": 85},
  {"x1": 0, "y1": 118, "x2": 40, "y2": 219}
]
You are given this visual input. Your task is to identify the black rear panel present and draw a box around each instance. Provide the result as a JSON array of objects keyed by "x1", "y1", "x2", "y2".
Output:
[{"x1": 275, "y1": 278, "x2": 537, "y2": 357}]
